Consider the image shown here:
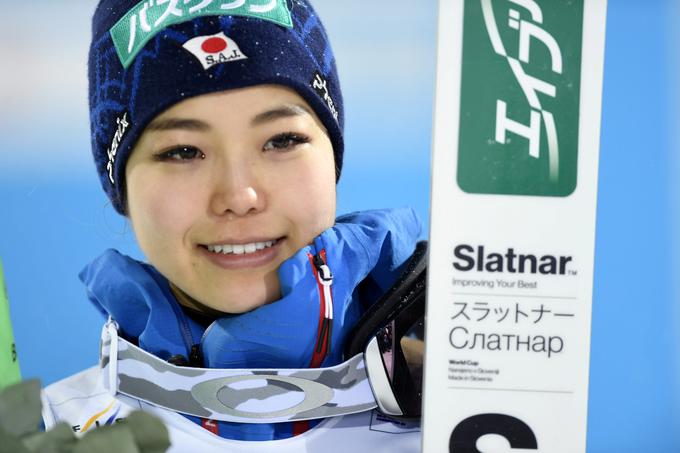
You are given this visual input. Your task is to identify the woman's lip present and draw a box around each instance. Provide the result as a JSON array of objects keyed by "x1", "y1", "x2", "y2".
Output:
[
  {"x1": 202, "y1": 237, "x2": 282, "y2": 247},
  {"x1": 198, "y1": 238, "x2": 285, "y2": 270}
]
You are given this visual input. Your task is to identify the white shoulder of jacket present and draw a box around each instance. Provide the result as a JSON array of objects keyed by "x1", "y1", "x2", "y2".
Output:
[
  {"x1": 42, "y1": 366, "x2": 422, "y2": 453},
  {"x1": 42, "y1": 365, "x2": 134, "y2": 435}
]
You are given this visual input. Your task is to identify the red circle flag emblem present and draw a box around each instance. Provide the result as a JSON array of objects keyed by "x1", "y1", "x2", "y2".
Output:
[
  {"x1": 183, "y1": 32, "x2": 248, "y2": 70},
  {"x1": 201, "y1": 37, "x2": 228, "y2": 54}
]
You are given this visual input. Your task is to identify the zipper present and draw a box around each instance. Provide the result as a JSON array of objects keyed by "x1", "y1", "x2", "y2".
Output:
[
  {"x1": 167, "y1": 283, "x2": 213, "y2": 432},
  {"x1": 307, "y1": 250, "x2": 334, "y2": 368},
  {"x1": 293, "y1": 250, "x2": 334, "y2": 436},
  {"x1": 167, "y1": 285, "x2": 204, "y2": 367}
]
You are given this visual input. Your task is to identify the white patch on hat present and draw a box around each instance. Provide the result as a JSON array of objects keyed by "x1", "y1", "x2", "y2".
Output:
[{"x1": 182, "y1": 32, "x2": 248, "y2": 70}]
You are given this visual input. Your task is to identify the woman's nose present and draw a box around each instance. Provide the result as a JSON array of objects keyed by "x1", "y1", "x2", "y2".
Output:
[{"x1": 208, "y1": 159, "x2": 265, "y2": 218}]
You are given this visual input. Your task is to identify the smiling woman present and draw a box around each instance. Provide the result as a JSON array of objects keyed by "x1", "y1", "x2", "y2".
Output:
[
  {"x1": 126, "y1": 86, "x2": 337, "y2": 314},
  {"x1": 38, "y1": 0, "x2": 424, "y2": 449},
  {"x1": 2, "y1": 0, "x2": 677, "y2": 452}
]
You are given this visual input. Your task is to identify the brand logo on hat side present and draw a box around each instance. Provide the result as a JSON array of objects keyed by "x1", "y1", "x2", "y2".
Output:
[
  {"x1": 106, "y1": 113, "x2": 130, "y2": 185},
  {"x1": 183, "y1": 33, "x2": 248, "y2": 70},
  {"x1": 311, "y1": 72, "x2": 339, "y2": 122}
]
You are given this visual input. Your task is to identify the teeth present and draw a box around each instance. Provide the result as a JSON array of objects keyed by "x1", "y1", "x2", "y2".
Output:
[{"x1": 207, "y1": 240, "x2": 276, "y2": 255}]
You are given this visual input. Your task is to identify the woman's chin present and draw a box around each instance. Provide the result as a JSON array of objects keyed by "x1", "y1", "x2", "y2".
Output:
[{"x1": 198, "y1": 288, "x2": 281, "y2": 315}]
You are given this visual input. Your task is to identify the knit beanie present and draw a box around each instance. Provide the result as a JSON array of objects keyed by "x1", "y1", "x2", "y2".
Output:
[{"x1": 89, "y1": 0, "x2": 344, "y2": 214}]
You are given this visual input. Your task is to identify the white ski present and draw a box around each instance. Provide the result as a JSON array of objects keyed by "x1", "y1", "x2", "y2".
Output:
[{"x1": 422, "y1": 1, "x2": 607, "y2": 452}]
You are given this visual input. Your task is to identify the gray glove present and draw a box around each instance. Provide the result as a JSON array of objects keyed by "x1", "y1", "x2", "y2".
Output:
[{"x1": 0, "y1": 379, "x2": 171, "y2": 453}]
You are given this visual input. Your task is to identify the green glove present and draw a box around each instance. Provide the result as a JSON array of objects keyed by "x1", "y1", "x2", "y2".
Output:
[
  {"x1": 0, "y1": 380, "x2": 171, "y2": 453},
  {"x1": 0, "y1": 260, "x2": 21, "y2": 390}
]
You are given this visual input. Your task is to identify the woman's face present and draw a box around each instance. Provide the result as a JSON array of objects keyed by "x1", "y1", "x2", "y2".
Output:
[{"x1": 125, "y1": 85, "x2": 337, "y2": 313}]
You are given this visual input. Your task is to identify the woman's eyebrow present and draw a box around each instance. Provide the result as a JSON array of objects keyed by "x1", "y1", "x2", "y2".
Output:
[
  {"x1": 251, "y1": 104, "x2": 313, "y2": 126},
  {"x1": 145, "y1": 117, "x2": 211, "y2": 132}
]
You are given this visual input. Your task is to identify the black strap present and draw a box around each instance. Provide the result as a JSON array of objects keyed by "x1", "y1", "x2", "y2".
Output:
[{"x1": 344, "y1": 241, "x2": 428, "y2": 358}]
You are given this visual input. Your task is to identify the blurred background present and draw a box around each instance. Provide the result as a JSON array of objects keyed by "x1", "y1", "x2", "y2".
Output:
[{"x1": 0, "y1": 0, "x2": 677, "y2": 451}]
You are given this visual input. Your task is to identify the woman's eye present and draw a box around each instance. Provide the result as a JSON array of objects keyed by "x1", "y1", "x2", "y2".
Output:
[
  {"x1": 263, "y1": 133, "x2": 310, "y2": 152},
  {"x1": 156, "y1": 146, "x2": 205, "y2": 162}
]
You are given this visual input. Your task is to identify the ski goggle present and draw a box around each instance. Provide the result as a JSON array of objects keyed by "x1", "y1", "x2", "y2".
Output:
[
  {"x1": 345, "y1": 240, "x2": 427, "y2": 419},
  {"x1": 100, "y1": 242, "x2": 427, "y2": 423}
]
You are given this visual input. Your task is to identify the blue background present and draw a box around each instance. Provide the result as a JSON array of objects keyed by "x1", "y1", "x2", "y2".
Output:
[{"x1": 0, "y1": 1, "x2": 677, "y2": 451}]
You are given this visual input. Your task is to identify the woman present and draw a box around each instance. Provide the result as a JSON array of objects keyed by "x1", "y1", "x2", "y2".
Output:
[{"x1": 43, "y1": 1, "x2": 422, "y2": 450}]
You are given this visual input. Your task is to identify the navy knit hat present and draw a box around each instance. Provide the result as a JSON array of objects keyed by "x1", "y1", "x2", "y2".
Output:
[{"x1": 89, "y1": 0, "x2": 344, "y2": 214}]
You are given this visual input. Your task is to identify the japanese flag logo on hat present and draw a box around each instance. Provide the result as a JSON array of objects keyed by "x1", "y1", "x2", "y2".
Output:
[{"x1": 182, "y1": 32, "x2": 248, "y2": 70}]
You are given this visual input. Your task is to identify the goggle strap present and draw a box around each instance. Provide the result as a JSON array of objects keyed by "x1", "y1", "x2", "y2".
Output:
[{"x1": 100, "y1": 321, "x2": 377, "y2": 424}]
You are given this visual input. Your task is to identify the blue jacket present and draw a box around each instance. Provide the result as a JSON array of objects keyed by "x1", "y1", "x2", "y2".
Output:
[{"x1": 80, "y1": 208, "x2": 422, "y2": 440}]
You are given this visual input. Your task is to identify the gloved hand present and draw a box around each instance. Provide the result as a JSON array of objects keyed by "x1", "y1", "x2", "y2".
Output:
[{"x1": 0, "y1": 380, "x2": 170, "y2": 453}]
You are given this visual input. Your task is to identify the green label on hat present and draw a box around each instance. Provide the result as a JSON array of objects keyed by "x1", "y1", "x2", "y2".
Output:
[
  {"x1": 457, "y1": 0, "x2": 584, "y2": 196},
  {"x1": 0, "y1": 260, "x2": 21, "y2": 390},
  {"x1": 110, "y1": 0, "x2": 293, "y2": 68}
]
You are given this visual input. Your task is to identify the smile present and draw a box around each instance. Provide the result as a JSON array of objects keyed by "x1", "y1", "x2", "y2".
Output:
[{"x1": 204, "y1": 239, "x2": 278, "y2": 255}]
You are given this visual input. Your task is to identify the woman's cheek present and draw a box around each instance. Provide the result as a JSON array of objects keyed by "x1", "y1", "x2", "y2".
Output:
[
  {"x1": 290, "y1": 165, "x2": 337, "y2": 240},
  {"x1": 129, "y1": 176, "x2": 194, "y2": 246}
]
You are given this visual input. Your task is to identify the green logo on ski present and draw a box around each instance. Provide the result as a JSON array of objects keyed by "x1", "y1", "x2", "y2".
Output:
[
  {"x1": 457, "y1": 0, "x2": 584, "y2": 196},
  {"x1": 111, "y1": 0, "x2": 293, "y2": 68},
  {"x1": 0, "y1": 260, "x2": 21, "y2": 389}
]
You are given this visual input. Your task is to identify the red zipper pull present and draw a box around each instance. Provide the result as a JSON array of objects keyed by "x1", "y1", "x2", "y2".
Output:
[{"x1": 307, "y1": 250, "x2": 334, "y2": 368}]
